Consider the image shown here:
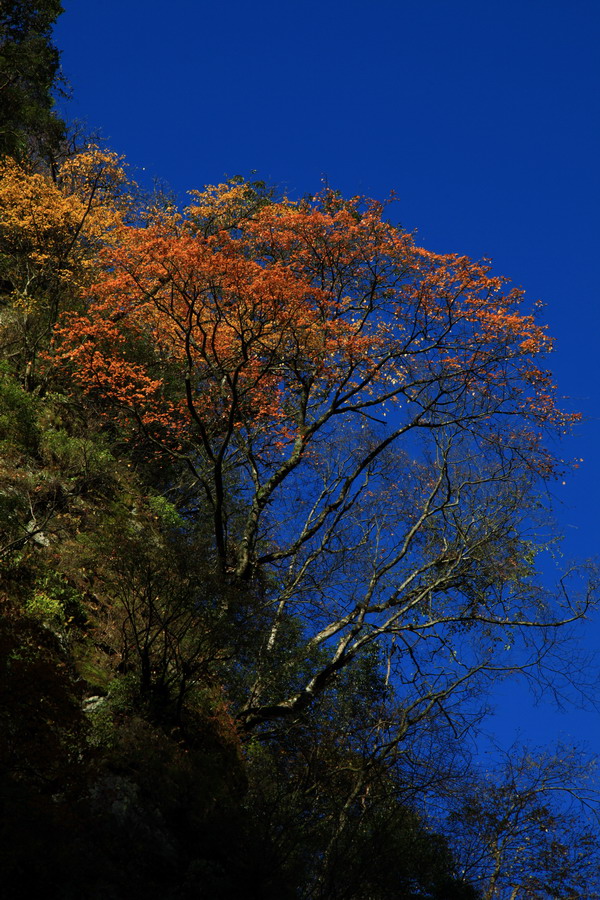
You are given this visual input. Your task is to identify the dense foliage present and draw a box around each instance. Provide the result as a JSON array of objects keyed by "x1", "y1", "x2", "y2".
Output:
[
  {"x1": 0, "y1": 0, "x2": 65, "y2": 162},
  {"x1": 1, "y1": 7, "x2": 599, "y2": 898}
]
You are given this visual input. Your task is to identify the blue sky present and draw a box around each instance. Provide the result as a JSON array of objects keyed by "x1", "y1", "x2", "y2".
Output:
[{"x1": 54, "y1": 0, "x2": 600, "y2": 752}]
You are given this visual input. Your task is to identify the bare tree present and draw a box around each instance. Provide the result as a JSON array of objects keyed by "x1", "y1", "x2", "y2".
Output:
[{"x1": 445, "y1": 744, "x2": 600, "y2": 899}]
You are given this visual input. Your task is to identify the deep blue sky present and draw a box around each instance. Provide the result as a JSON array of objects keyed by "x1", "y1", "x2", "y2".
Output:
[{"x1": 55, "y1": 0, "x2": 600, "y2": 752}]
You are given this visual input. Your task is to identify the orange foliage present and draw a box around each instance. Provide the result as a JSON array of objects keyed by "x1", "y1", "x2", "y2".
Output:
[{"x1": 50, "y1": 184, "x2": 576, "y2": 473}]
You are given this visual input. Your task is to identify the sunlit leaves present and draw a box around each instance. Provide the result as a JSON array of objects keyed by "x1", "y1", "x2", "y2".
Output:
[{"x1": 51, "y1": 183, "x2": 575, "y2": 473}]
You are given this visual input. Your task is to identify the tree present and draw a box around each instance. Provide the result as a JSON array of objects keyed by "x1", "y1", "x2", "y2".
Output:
[
  {"x1": 0, "y1": 147, "x2": 134, "y2": 387},
  {"x1": 0, "y1": 0, "x2": 65, "y2": 163},
  {"x1": 243, "y1": 647, "x2": 480, "y2": 899},
  {"x1": 445, "y1": 744, "x2": 600, "y2": 899},
  {"x1": 49, "y1": 180, "x2": 591, "y2": 740}
]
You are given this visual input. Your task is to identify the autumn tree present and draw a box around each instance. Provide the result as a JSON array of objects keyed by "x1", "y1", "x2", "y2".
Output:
[
  {"x1": 0, "y1": 139, "x2": 594, "y2": 894},
  {"x1": 50, "y1": 180, "x2": 590, "y2": 740},
  {"x1": 0, "y1": 146, "x2": 135, "y2": 387}
]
